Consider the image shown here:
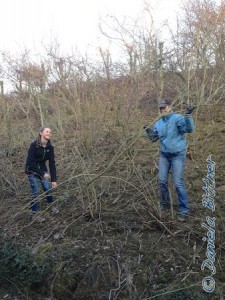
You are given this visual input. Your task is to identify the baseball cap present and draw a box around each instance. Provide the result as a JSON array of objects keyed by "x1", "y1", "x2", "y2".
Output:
[{"x1": 158, "y1": 98, "x2": 172, "y2": 108}]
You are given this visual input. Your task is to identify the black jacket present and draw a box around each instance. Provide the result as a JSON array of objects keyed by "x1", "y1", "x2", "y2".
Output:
[{"x1": 25, "y1": 140, "x2": 57, "y2": 181}]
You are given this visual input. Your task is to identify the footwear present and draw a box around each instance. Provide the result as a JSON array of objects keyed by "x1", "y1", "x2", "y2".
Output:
[
  {"x1": 160, "y1": 202, "x2": 171, "y2": 210},
  {"x1": 51, "y1": 206, "x2": 59, "y2": 215},
  {"x1": 177, "y1": 215, "x2": 187, "y2": 222},
  {"x1": 177, "y1": 211, "x2": 189, "y2": 221},
  {"x1": 32, "y1": 214, "x2": 46, "y2": 223}
]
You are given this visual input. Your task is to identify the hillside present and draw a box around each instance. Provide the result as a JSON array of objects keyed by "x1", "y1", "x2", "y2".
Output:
[
  {"x1": 0, "y1": 85, "x2": 225, "y2": 300},
  {"x1": 1, "y1": 0, "x2": 225, "y2": 297}
]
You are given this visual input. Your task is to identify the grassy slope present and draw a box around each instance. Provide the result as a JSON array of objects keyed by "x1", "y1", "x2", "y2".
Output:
[{"x1": 0, "y1": 95, "x2": 224, "y2": 299}]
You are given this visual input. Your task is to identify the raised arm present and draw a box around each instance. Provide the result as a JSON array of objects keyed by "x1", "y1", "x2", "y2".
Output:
[{"x1": 176, "y1": 115, "x2": 195, "y2": 134}]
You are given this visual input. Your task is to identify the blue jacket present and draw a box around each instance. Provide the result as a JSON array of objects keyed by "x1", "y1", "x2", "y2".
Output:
[
  {"x1": 146, "y1": 113, "x2": 195, "y2": 154},
  {"x1": 25, "y1": 140, "x2": 57, "y2": 181}
]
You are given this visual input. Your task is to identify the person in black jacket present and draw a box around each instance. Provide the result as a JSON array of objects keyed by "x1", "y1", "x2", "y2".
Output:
[{"x1": 25, "y1": 127, "x2": 58, "y2": 221}]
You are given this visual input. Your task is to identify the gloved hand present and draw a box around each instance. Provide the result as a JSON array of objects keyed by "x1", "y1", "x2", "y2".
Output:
[
  {"x1": 184, "y1": 106, "x2": 195, "y2": 115},
  {"x1": 143, "y1": 126, "x2": 159, "y2": 142},
  {"x1": 143, "y1": 125, "x2": 151, "y2": 134}
]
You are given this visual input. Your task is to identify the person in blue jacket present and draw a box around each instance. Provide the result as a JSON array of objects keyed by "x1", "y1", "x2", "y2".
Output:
[
  {"x1": 144, "y1": 98, "x2": 195, "y2": 220},
  {"x1": 25, "y1": 127, "x2": 59, "y2": 222}
]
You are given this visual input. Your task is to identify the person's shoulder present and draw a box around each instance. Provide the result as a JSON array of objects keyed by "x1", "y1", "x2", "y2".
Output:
[
  {"x1": 29, "y1": 140, "x2": 38, "y2": 147},
  {"x1": 171, "y1": 113, "x2": 184, "y2": 121},
  {"x1": 154, "y1": 118, "x2": 162, "y2": 126},
  {"x1": 171, "y1": 113, "x2": 182, "y2": 118}
]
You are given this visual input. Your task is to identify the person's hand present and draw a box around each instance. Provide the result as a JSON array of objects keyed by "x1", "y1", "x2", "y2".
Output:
[
  {"x1": 184, "y1": 107, "x2": 195, "y2": 115},
  {"x1": 44, "y1": 173, "x2": 50, "y2": 180},
  {"x1": 143, "y1": 125, "x2": 148, "y2": 130},
  {"x1": 51, "y1": 182, "x2": 57, "y2": 189},
  {"x1": 143, "y1": 125, "x2": 151, "y2": 134}
]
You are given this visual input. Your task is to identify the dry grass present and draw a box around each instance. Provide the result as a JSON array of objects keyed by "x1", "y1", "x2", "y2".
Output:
[{"x1": 0, "y1": 66, "x2": 225, "y2": 299}]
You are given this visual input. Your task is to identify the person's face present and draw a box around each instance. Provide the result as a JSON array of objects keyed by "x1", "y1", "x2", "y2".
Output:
[
  {"x1": 159, "y1": 105, "x2": 171, "y2": 115},
  {"x1": 40, "y1": 128, "x2": 52, "y2": 140}
]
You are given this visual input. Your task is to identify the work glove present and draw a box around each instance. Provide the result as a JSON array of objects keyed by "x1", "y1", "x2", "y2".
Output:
[
  {"x1": 143, "y1": 125, "x2": 152, "y2": 135},
  {"x1": 143, "y1": 125, "x2": 148, "y2": 130},
  {"x1": 143, "y1": 125, "x2": 158, "y2": 142},
  {"x1": 184, "y1": 106, "x2": 195, "y2": 115}
]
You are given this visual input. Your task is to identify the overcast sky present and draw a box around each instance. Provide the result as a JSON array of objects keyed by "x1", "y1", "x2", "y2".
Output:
[{"x1": 0, "y1": 0, "x2": 182, "y2": 57}]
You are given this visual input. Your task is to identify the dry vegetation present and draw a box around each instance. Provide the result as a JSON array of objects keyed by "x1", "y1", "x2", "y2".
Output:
[{"x1": 0, "y1": 0, "x2": 225, "y2": 299}]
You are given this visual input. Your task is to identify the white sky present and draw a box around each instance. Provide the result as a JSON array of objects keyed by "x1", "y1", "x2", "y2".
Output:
[{"x1": 0, "y1": 0, "x2": 183, "y2": 57}]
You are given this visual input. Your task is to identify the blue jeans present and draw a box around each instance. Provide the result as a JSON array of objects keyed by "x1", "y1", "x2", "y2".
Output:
[
  {"x1": 28, "y1": 174, "x2": 53, "y2": 213},
  {"x1": 158, "y1": 151, "x2": 189, "y2": 213}
]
